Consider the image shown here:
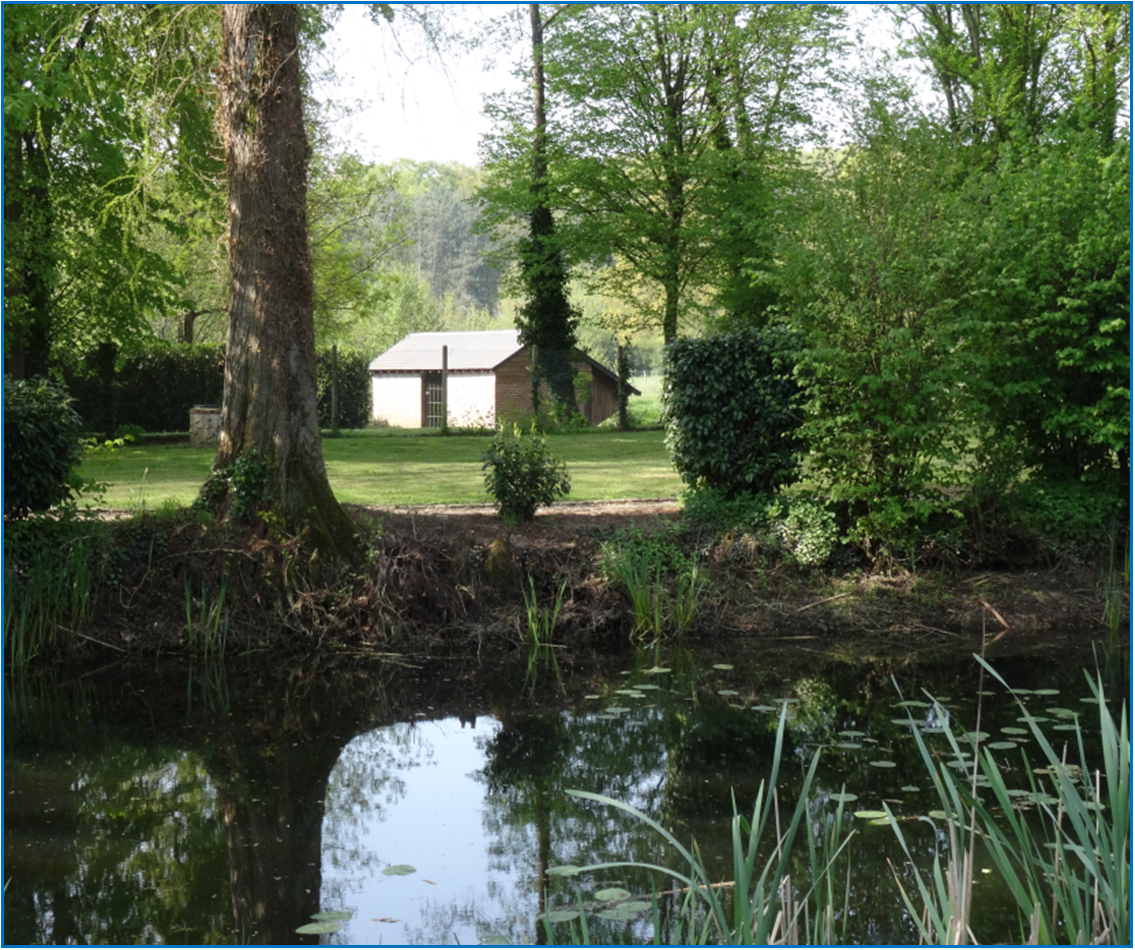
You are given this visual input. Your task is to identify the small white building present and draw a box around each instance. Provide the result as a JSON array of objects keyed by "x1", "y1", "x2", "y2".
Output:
[{"x1": 368, "y1": 329, "x2": 632, "y2": 428}]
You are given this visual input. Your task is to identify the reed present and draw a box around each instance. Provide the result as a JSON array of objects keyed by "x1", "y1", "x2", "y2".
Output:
[
  {"x1": 522, "y1": 576, "x2": 566, "y2": 694},
  {"x1": 183, "y1": 570, "x2": 229, "y2": 659},
  {"x1": 601, "y1": 541, "x2": 705, "y2": 641},
  {"x1": 557, "y1": 705, "x2": 855, "y2": 944},
  {"x1": 550, "y1": 662, "x2": 1128, "y2": 946},
  {"x1": 5, "y1": 536, "x2": 98, "y2": 673}
]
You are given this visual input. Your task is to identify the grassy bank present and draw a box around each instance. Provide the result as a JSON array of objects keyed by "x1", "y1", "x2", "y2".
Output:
[{"x1": 81, "y1": 428, "x2": 682, "y2": 509}]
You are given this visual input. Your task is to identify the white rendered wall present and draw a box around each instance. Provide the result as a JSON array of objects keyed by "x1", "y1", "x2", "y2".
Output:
[
  {"x1": 371, "y1": 375, "x2": 422, "y2": 427},
  {"x1": 446, "y1": 374, "x2": 496, "y2": 428}
]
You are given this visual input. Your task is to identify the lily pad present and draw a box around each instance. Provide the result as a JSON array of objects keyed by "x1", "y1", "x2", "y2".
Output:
[
  {"x1": 1032, "y1": 688, "x2": 1060, "y2": 696},
  {"x1": 1051, "y1": 724, "x2": 1079, "y2": 731},
  {"x1": 643, "y1": 666, "x2": 671, "y2": 674},
  {"x1": 382, "y1": 864, "x2": 416, "y2": 876},
  {"x1": 986, "y1": 741, "x2": 1019, "y2": 750},
  {"x1": 584, "y1": 694, "x2": 601, "y2": 700},
  {"x1": 773, "y1": 697, "x2": 800, "y2": 704},
  {"x1": 901, "y1": 785, "x2": 920, "y2": 793},
  {"x1": 870, "y1": 760, "x2": 897, "y2": 768},
  {"x1": 868, "y1": 816, "x2": 894, "y2": 826},
  {"x1": 595, "y1": 887, "x2": 632, "y2": 902},
  {"x1": 854, "y1": 809, "x2": 889, "y2": 820},
  {"x1": 835, "y1": 742, "x2": 862, "y2": 750},
  {"x1": 311, "y1": 911, "x2": 353, "y2": 922},
  {"x1": 712, "y1": 663, "x2": 734, "y2": 671},
  {"x1": 548, "y1": 865, "x2": 582, "y2": 877},
  {"x1": 839, "y1": 730, "x2": 866, "y2": 738},
  {"x1": 296, "y1": 921, "x2": 344, "y2": 935},
  {"x1": 964, "y1": 731, "x2": 990, "y2": 742},
  {"x1": 1045, "y1": 707, "x2": 1077, "y2": 717},
  {"x1": 537, "y1": 910, "x2": 580, "y2": 924},
  {"x1": 1019, "y1": 715, "x2": 1049, "y2": 723},
  {"x1": 750, "y1": 705, "x2": 776, "y2": 712},
  {"x1": 632, "y1": 684, "x2": 661, "y2": 690},
  {"x1": 1000, "y1": 726, "x2": 1029, "y2": 736},
  {"x1": 605, "y1": 706, "x2": 630, "y2": 714},
  {"x1": 597, "y1": 907, "x2": 641, "y2": 921},
  {"x1": 717, "y1": 689, "x2": 740, "y2": 696},
  {"x1": 829, "y1": 792, "x2": 858, "y2": 803},
  {"x1": 896, "y1": 700, "x2": 930, "y2": 708}
]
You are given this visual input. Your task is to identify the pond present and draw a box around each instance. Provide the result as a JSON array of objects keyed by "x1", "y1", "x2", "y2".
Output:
[{"x1": 3, "y1": 638, "x2": 1123, "y2": 945}]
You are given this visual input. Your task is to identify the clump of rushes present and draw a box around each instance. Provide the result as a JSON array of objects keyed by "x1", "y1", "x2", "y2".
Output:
[{"x1": 521, "y1": 575, "x2": 567, "y2": 694}]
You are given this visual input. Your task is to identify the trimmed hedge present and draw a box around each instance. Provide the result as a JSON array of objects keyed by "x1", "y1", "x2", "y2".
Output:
[
  {"x1": 663, "y1": 327, "x2": 803, "y2": 498},
  {"x1": 58, "y1": 343, "x2": 373, "y2": 433}
]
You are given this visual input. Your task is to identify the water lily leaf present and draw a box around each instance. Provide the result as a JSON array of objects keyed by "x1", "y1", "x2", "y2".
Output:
[
  {"x1": 619, "y1": 901, "x2": 652, "y2": 913},
  {"x1": 835, "y1": 742, "x2": 862, "y2": 750},
  {"x1": 773, "y1": 697, "x2": 800, "y2": 704},
  {"x1": 584, "y1": 694, "x2": 601, "y2": 700},
  {"x1": 1019, "y1": 715, "x2": 1049, "y2": 723},
  {"x1": 986, "y1": 741, "x2": 1018, "y2": 750},
  {"x1": 595, "y1": 887, "x2": 631, "y2": 901},
  {"x1": 537, "y1": 910, "x2": 580, "y2": 924},
  {"x1": 839, "y1": 730, "x2": 866, "y2": 737},
  {"x1": 750, "y1": 705, "x2": 776, "y2": 712},
  {"x1": 311, "y1": 911, "x2": 353, "y2": 921},
  {"x1": 854, "y1": 809, "x2": 888, "y2": 819},
  {"x1": 870, "y1": 760, "x2": 896, "y2": 768},
  {"x1": 643, "y1": 666, "x2": 671, "y2": 674},
  {"x1": 605, "y1": 706, "x2": 630, "y2": 714},
  {"x1": 927, "y1": 810, "x2": 953, "y2": 821},
  {"x1": 296, "y1": 921, "x2": 343, "y2": 935},
  {"x1": 1051, "y1": 724, "x2": 1079, "y2": 731},
  {"x1": 829, "y1": 792, "x2": 858, "y2": 803},
  {"x1": 1000, "y1": 726, "x2": 1029, "y2": 735},
  {"x1": 868, "y1": 817, "x2": 894, "y2": 826},
  {"x1": 548, "y1": 865, "x2": 582, "y2": 877},
  {"x1": 632, "y1": 684, "x2": 660, "y2": 690},
  {"x1": 895, "y1": 700, "x2": 929, "y2": 708},
  {"x1": 901, "y1": 785, "x2": 920, "y2": 793},
  {"x1": 712, "y1": 663, "x2": 734, "y2": 671},
  {"x1": 1032, "y1": 688, "x2": 1060, "y2": 696},
  {"x1": 382, "y1": 864, "x2": 416, "y2": 876},
  {"x1": 1045, "y1": 707, "x2": 1077, "y2": 717},
  {"x1": 717, "y1": 689, "x2": 739, "y2": 696},
  {"x1": 964, "y1": 731, "x2": 990, "y2": 742},
  {"x1": 891, "y1": 718, "x2": 921, "y2": 727},
  {"x1": 597, "y1": 907, "x2": 640, "y2": 921}
]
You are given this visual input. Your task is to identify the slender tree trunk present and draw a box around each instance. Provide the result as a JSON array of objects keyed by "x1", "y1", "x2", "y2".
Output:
[{"x1": 216, "y1": 4, "x2": 358, "y2": 561}]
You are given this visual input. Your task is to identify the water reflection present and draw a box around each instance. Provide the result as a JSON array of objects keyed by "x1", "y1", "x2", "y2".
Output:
[{"x1": 3, "y1": 644, "x2": 1120, "y2": 945}]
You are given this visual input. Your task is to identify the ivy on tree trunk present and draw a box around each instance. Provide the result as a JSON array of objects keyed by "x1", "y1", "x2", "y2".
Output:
[{"x1": 215, "y1": 3, "x2": 358, "y2": 562}]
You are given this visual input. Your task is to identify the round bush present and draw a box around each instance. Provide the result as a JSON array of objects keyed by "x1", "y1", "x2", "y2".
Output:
[{"x1": 4, "y1": 376, "x2": 86, "y2": 518}]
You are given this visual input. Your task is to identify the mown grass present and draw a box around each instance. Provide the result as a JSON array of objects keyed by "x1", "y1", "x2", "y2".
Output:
[{"x1": 80, "y1": 428, "x2": 681, "y2": 509}]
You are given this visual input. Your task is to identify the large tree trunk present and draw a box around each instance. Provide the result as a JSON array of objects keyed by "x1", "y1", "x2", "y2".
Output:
[{"x1": 216, "y1": 4, "x2": 358, "y2": 561}]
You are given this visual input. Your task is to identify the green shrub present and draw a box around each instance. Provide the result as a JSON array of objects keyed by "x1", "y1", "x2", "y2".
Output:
[
  {"x1": 3, "y1": 376, "x2": 87, "y2": 518},
  {"x1": 663, "y1": 328, "x2": 802, "y2": 498},
  {"x1": 779, "y1": 494, "x2": 839, "y2": 567},
  {"x1": 316, "y1": 347, "x2": 372, "y2": 431},
  {"x1": 679, "y1": 485, "x2": 777, "y2": 534},
  {"x1": 1007, "y1": 476, "x2": 1124, "y2": 562},
  {"x1": 481, "y1": 423, "x2": 571, "y2": 522}
]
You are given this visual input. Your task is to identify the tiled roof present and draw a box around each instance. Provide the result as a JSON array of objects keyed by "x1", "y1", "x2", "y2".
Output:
[{"x1": 368, "y1": 330, "x2": 523, "y2": 373}]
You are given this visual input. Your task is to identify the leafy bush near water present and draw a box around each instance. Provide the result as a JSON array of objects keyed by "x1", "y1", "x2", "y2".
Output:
[
  {"x1": 4, "y1": 376, "x2": 87, "y2": 518},
  {"x1": 663, "y1": 328, "x2": 802, "y2": 498},
  {"x1": 481, "y1": 423, "x2": 571, "y2": 522}
]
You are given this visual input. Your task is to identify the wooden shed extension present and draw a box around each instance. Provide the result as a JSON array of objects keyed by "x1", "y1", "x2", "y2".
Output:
[{"x1": 368, "y1": 329, "x2": 637, "y2": 428}]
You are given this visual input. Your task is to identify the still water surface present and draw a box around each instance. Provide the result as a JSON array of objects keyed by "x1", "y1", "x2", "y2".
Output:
[{"x1": 3, "y1": 639, "x2": 1120, "y2": 945}]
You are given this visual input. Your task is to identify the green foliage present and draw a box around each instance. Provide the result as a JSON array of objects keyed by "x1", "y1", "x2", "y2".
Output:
[
  {"x1": 59, "y1": 344, "x2": 225, "y2": 434},
  {"x1": 599, "y1": 525, "x2": 703, "y2": 639},
  {"x1": 3, "y1": 376, "x2": 87, "y2": 518},
  {"x1": 679, "y1": 486, "x2": 776, "y2": 535},
  {"x1": 315, "y1": 347, "x2": 372, "y2": 430},
  {"x1": 481, "y1": 424, "x2": 571, "y2": 522},
  {"x1": 197, "y1": 451, "x2": 270, "y2": 523},
  {"x1": 663, "y1": 328, "x2": 802, "y2": 498},
  {"x1": 1005, "y1": 476, "x2": 1124, "y2": 563},
  {"x1": 778, "y1": 494, "x2": 839, "y2": 568}
]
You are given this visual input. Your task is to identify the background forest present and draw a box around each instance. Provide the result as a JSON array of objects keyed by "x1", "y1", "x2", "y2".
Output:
[{"x1": 3, "y1": 2, "x2": 1129, "y2": 562}]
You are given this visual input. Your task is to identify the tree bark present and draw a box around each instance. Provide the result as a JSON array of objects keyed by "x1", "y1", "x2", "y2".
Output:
[{"x1": 216, "y1": 4, "x2": 358, "y2": 561}]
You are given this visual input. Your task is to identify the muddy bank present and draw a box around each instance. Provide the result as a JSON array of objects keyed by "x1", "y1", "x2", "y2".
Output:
[{"x1": 54, "y1": 500, "x2": 1126, "y2": 671}]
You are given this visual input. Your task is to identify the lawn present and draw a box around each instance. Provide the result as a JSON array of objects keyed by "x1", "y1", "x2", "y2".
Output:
[{"x1": 82, "y1": 428, "x2": 682, "y2": 509}]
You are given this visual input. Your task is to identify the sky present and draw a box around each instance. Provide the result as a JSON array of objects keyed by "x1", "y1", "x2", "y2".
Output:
[
  {"x1": 317, "y1": 3, "x2": 902, "y2": 167},
  {"x1": 318, "y1": 3, "x2": 522, "y2": 166}
]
